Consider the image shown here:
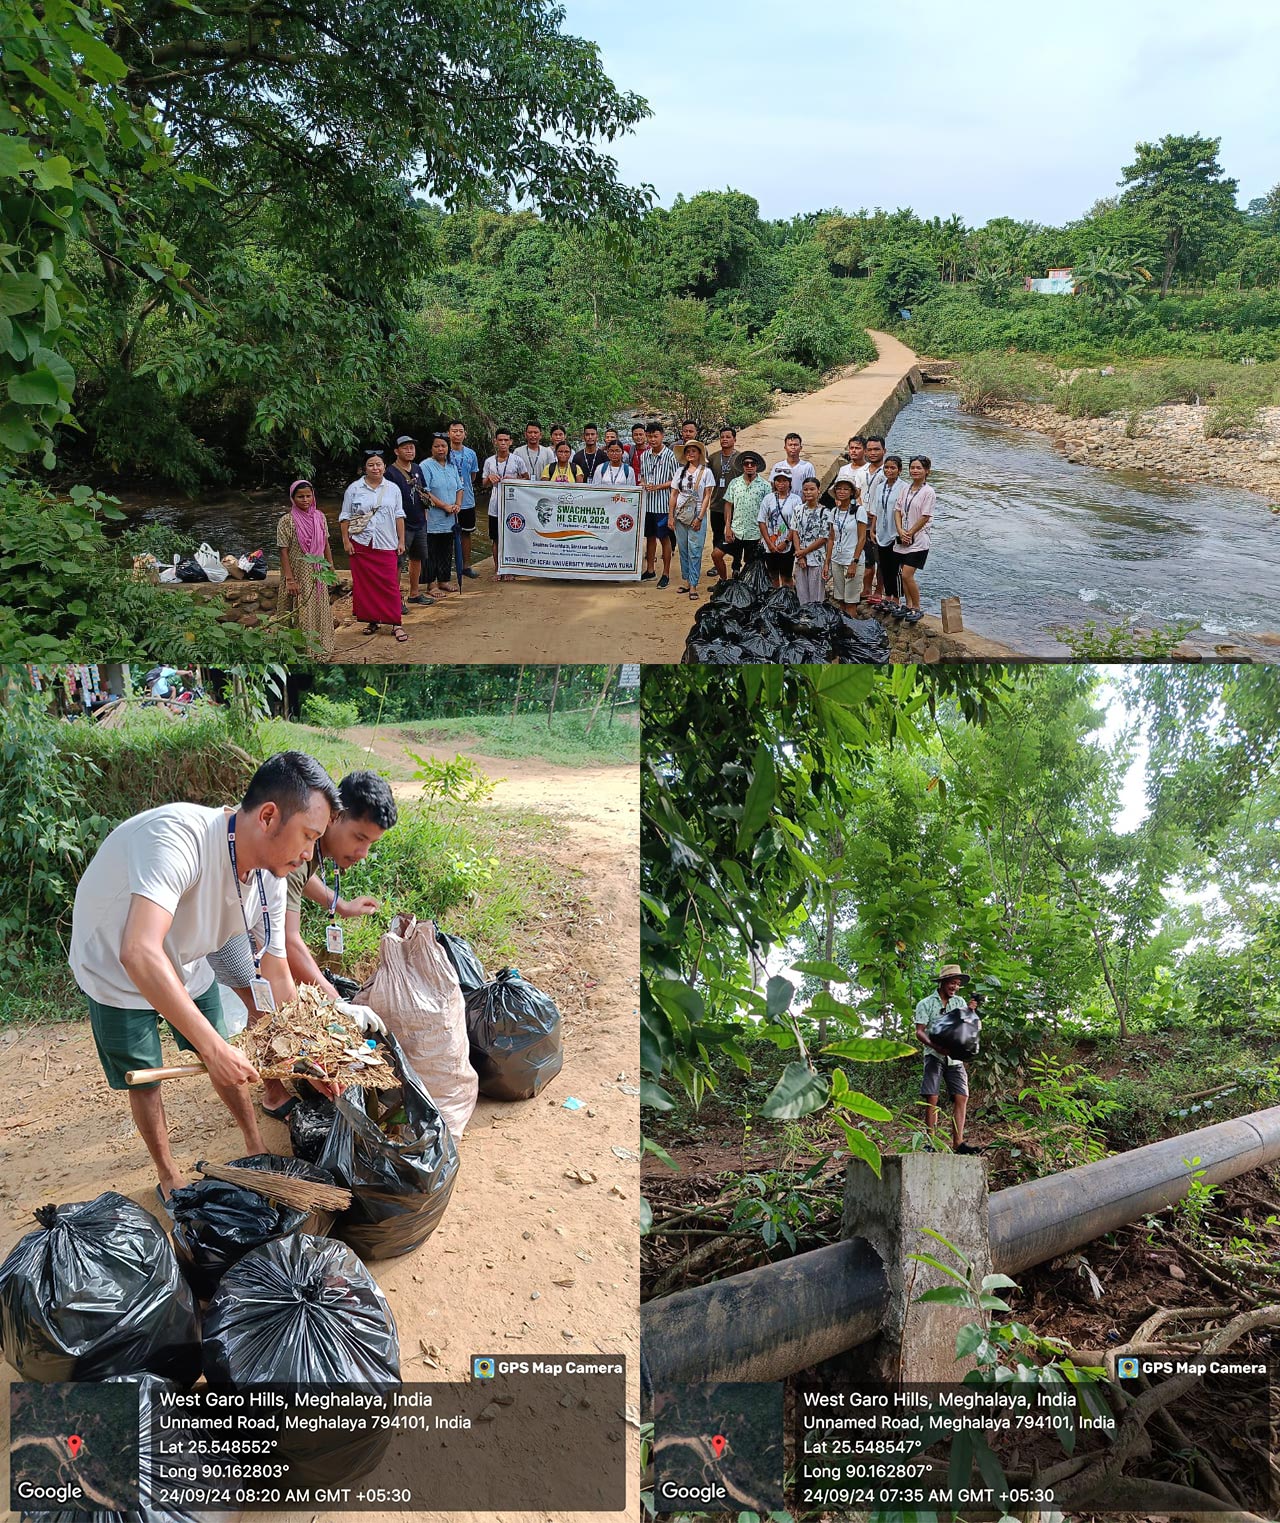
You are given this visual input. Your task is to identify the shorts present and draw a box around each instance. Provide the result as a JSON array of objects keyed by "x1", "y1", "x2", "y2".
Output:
[
  {"x1": 456, "y1": 507, "x2": 477, "y2": 533},
  {"x1": 896, "y1": 547, "x2": 928, "y2": 569},
  {"x1": 86, "y1": 982, "x2": 228, "y2": 1091},
  {"x1": 711, "y1": 514, "x2": 729, "y2": 550},
  {"x1": 405, "y1": 525, "x2": 429, "y2": 565},
  {"x1": 830, "y1": 561, "x2": 858, "y2": 603},
  {"x1": 863, "y1": 539, "x2": 879, "y2": 568},
  {"x1": 765, "y1": 548, "x2": 795, "y2": 579},
  {"x1": 921, "y1": 1050, "x2": 969, "y2": 1098},
  {"x1": 488, "y1": 514, "x2": 499, "y2": 547},
  {"x1": 644, "y1": 511, "x2": 670, "y2": 541}
]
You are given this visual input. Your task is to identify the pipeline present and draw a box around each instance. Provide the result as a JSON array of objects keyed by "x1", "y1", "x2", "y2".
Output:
[
  {"x1": 640, "y1": 1237, "x2": 888, "y2": 1395},
  {"x1": 990, "y1": 1102, "x2": 1280, "y2": 1275},
  {"x1": 641, "y1": 1104, "x2": 1280, "y2": 1388}
]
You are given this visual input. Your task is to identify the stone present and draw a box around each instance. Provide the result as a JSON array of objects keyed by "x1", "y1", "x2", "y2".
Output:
[
  {"x1": 1168, "y1": 1263, "x2": 1186, "y2": 1281},
  {"x1": 1168, "y1": 643, "x2": 1203, "y2": 663},
  {"x1": 1213, "y1": 645, "x2": 1254, "y2": 663},
  {"x1": 918, "y1": 641, "x2": 942, "y2": 664},
  {"x1": 940, "y1": 596, "x2": 963, "y2": 634}
]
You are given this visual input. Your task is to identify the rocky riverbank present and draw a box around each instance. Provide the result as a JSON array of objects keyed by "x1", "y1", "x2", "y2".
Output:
[{"x1": 979, "y1": 399, "x2": 1280, "y2": 503}]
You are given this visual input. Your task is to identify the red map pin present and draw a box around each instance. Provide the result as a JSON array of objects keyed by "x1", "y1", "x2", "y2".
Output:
[
  {"x1": 710, "y1": 1434, "x2": 726, "y2": 1460},
  {"x1": 67, "y1": 1436, "x2": 83, "y2": 1460}
]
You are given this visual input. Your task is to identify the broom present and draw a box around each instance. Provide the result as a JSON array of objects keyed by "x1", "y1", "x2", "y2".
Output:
[{"x1": 194, "y1": 1159, "x2": 352, "y2": 1214}]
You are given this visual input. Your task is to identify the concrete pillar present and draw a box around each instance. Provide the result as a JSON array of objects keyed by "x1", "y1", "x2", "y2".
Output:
[{"x1": 842, "y1": 1155, "x2": 991, "y2": 1383}]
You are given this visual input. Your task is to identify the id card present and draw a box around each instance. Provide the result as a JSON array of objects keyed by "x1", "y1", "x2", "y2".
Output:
[
  {"x1": 326, "y1": 923, "x2": 345, "y2": 954},
  {"x1": 250, "y1": 977, "x2": 276, "y2": 1013}
]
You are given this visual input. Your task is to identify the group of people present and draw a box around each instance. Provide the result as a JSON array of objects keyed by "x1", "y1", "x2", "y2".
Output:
[
  {"x1": 68, "y1": 751, "x2": 398, "y2": 1200},
  {"x1": 272, "y1": 417, "x2": 941, "y2": 649}
]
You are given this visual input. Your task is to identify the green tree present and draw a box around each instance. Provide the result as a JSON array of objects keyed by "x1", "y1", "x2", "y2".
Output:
[
  {"x1": 1119, "y1": 133, "x2": 1240, "y2": 296},
  {"x1": 1070, "y1": 247, "x2": 1154, "y2": 311},
  {"x1": 868, "y1": 241, "x2": 939, "y2": 317}
]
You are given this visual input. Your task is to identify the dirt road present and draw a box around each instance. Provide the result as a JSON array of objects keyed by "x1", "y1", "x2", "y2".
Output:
[
  {"x1": 0, "y1": 755, "x2": 640, "y2": 1523},
  {"x1": 329, "y1": 332, "x2": 918, "y2": 665}
]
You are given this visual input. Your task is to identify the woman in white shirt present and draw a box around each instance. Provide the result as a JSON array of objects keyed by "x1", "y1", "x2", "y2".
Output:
[
  {"x1": 666, "y1": 439, "x2": 716, "y2": 598},
  {"x1": 339, "y1": 449, "x2": 407, "y2": 642},
  {"x1": 894, "y1": 455, "x2": 937, "y2": 625}
]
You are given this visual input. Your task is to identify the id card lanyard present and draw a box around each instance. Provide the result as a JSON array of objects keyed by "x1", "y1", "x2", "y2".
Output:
[
  {"x1": 319, "y1": 858, "x2": 344, "y2": 954},
  {"x1": 227, "y1": 814, "x2": 275, "y2": 1011}
]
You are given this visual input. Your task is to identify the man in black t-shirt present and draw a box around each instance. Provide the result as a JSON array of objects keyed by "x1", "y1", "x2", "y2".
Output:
[
  {"x1": 385, "y1": 434, "x2": 433, "y2": 606},
  {"x1": 572, "y1": 423, "x2": 606, "y2": 483}
]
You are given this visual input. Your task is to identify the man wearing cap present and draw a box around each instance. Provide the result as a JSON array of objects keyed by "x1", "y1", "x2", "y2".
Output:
[
  {"x1": 915, "y1": 965, "x2": 980, "y2": 1152},
  {"x1": 386, "y1": 435, "x2": 433, "y2": 608},
  {"x1": 757, "y1": 465, "x2": 801, "y2": 587},
  {"x1": 721, "y1": 450, "x2": 767, "y2": 575}
]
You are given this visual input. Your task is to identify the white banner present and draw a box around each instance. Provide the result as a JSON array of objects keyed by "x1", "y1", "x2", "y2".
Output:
[{"x1": 496, "y1": 481, "x2": 644, "y2": 580}]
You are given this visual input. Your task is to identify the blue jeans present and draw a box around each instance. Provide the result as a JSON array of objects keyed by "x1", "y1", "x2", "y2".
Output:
[{"x1": 674, "y1": 519, "x2": 708, "y2": 587}]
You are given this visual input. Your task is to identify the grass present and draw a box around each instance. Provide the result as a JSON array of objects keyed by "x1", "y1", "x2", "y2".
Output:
[
  {"x1": 258, "y1": 718, "x2": 419, "y2": 780},
  {"x1": 388, "y1": 711, "x2": 639, "y2": 766}
]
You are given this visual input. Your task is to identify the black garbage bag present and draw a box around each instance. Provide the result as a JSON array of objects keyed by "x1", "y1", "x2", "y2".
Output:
[
  {"x1": 170, "y1": 1154, "x2": 339, "y2": 1301},
  {"x1": 930, "y1": 1010, "x2": 981, "y2": 1060},
  {"x1": 710, "y1": 578, "x2": 755, "y2": 613},
  {"x1": 0, "y1": 1193, "x2": 199, "y2": 1384},
  {"x1": 780, "y1": 600, "x2": 843, "y2": 640},
  {"x1": 330, "y1": 971, "x2": 363, "y2": 1001},
  {"x1": 19, "y1": 1374, "x2": 219, "y2": 1523},
  {"x1": 314, "y1": 1030, "x2": 459, "y2": 1259},
  {"x1": 688, "y1": 606, "x2": 737, "y2": 644},
  {"x1": 734, "y1": 631, "x2": 777, "y2": 663},
  {"x1": 762, "y1": 585, "x2": 801, "y2": 621},
  {"x1": 786, "y1": 637, "x2": 829, "y2": 664},
  {"x1": 464, "y1": 968, "x2": 564, "y2": 1102},
  {"x1": 683, "y1": 637, "x2": 739, "y2": 664},
  {"x1": 433, "y1": 924, "x2": 486, "y2": 992},
  {"x1": 740, "y1": 559, "x2": 773, "y2": 599},
  {"x1": 834, "y1": 614, "x2": 891, "y2": 664},
  {"x1": 174, "y1": 559, "x2": 208, "y2": 583},
  {"x1": 203, "y1": 1234, "x2": 398, "y2": 1486},
  {"x1": 289, "y1": 1089, "x2": 339, "y2": 1163}
]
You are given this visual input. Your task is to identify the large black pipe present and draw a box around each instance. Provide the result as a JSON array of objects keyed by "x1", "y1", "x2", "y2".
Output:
[
  {"x1": 642, "y1": 1105, "x2": 1280, "y2": 1389},
  {"x1": 640, "y1": 1237, "x2": 889, "y2": 1393},
  {"x1": 989, "y1": 1102, "x2": 1280, "y2": 1275}
]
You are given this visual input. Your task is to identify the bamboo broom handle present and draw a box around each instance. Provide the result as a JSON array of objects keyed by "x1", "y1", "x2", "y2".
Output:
[{"x1": 125, "y1": 1062, "x2": 210, "y2": 1084}]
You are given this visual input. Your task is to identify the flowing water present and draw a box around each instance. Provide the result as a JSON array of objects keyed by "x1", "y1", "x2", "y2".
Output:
[{"x1": 884, "y1": 388, "x2": 1280, "y2": 655}]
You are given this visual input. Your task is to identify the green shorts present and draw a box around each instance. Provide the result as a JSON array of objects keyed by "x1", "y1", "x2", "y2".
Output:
[{"x1": 85, "y1": 983, "x2": 228, "y2": 1091}]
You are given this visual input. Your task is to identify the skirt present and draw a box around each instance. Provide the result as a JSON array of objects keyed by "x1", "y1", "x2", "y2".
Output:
[{"x1": 349, "y1": 540, "x2": 402, "y2": 625}]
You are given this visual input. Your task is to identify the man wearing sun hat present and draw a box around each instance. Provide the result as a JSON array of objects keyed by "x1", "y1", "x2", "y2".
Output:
[
  {"x1": 914, "y1": 964, "x2": 980, "y2": 1153},
  {"x1": 718, "y1": 448, "x2": 768, "y2": 578}
]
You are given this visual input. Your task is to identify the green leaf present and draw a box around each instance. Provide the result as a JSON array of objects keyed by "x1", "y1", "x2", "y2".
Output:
[
  {"x1": 837, "y1": 1118, "x2": 882, "y2": 1176},
  {"x1": 955, "y1": 1323, "x2": 986, "y2": 1358},
  {"x1": 650, "y1": 976, "x2": 704, "y2": 1026},
  {"x1": 908, "y1": 1251, "x2": 968, "y2": 1284},
  {"x1": 639, "y1": 1079, "x2": 675, "y2": 1111},
  {"x1": 0, "y1": 404, "x2": 41, "y2": 454},
  {"x1": 32, "y1": 157, "x2": 74, "y2": 192},
  {"x1": 736, "y1": 741, "x2": 776, "y2": 850},
  {"x1": 765, "y1": 974, "x2": 793, "y2": 1019},
  {"x1": 791, "y1": 959, "x2": 847, "y2": 983},
  {"x1": 809, "y1": 666, "x2": 876, "y2": 707},
  {"x1": 0, "y1": 275, "x2": 45, "y2": 317},
  {"x1": 831, "y1": 1089, "x2": 893, "y2": 1122},
  {"x1": 641, "y1": 1136, "x2": 677, "y2": 1170},
  {"x1": 822, "y1": 1036, "x2": 918, "y2": 1062},
  {"x1": 760, "y1": 1061, "x2": 828, "y2": 1119},
  {"x1": 980, "y1": 1273, "x2": 1019, "y2": 1292},
  {"x1": 67, "y1": 26, "x2": 130, "y2": 80},
  {"x1": 916, "y1": 1285, "x2": 972, "y2": 1306},
  {"x1": 8, "y1": 368, "x2": 60, "y2": 405},
  {"x1": 0, "y1": 140, "x2": 39, "y2": 179}
]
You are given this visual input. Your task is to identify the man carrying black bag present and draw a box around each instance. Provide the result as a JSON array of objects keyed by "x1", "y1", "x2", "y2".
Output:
[{"x1": 914, "y1": 963, "x2": 981, "y2": 1154}]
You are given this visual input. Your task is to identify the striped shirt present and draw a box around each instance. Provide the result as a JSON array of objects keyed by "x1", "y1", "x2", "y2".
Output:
[{"x1": 639, "y1": 446, "x2": 677, "y2": 515}]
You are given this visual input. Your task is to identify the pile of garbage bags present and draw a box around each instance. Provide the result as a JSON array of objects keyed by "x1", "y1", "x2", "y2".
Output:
[
  {"x1": 435, "y1": 923, "x2": 487, "y2": 993},
  {"x1": 169, "y1": 1154, "x2": 340, "y2": 1301},
  {"x1": 307, "y1": 1030, "x2": 460, "y2": 1260},
  {"x1": 465, "y1": 968, "x2": 564, "y2": 1101},
  {"x1": 682, "y1": 560, "x2": 890, "y2": 664},
  {"x1": 0, "y1": 1193, "x2": 200, "y2": 1384},
  {"x1": 358, "y1": 914, "x2": 478, "y2": 1139}
]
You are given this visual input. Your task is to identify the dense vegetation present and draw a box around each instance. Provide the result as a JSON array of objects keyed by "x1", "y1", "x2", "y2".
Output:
[{"x1": 641, "y1": 664, "x2": 1280, "y2": 1183}]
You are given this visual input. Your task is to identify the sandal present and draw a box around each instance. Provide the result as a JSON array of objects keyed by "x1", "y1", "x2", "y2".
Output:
[
  {"x1": 262, "y1": 1096, "x2": 299, "y2": 1121},
  {"x1": 905, "y1": 609, "x2": 924, "y2": 624},
  {"x1": 678, "y1": 585, "x2": 691, "y2": 594},
  {"x1": 689, "y1": 587, "x2": 700, "y2": 600},
  {"x1": 363, "y1": 621, "x2": 380, "y2": 635},
  {"x1": 393, "y1": 626, "x2": 408, "y2": 642}
]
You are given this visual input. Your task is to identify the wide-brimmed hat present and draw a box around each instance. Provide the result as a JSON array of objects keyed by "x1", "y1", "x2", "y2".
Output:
[
  {"x1": 936, "y1": 964, "x2": 969, "y2": 986},
  {"x1": 677, "y1": 439, "x2": 706, "y2": 462},
  {"x1": 739, "y1": 450, "x2": 766, "y2": 470}
]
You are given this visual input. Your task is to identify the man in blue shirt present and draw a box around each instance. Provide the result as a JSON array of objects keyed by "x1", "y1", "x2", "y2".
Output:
[
  {"x1": 421, "y1": 433, "x2": 463, "y2": 596},
  {"x1": 385, "y1": 434, "x2": 433, "y2": 607},
  {"x1": 448, "y1": 420, "x2": 480, "y2": 580}
]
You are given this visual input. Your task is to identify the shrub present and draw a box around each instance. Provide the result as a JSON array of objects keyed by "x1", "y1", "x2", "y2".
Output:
[
  {"x1": 749, "y1": 358, "x2": 820, "y2": 393},
  {"x1": 954, "y1": 351, "x2": 1051, "y2": 413},
  {"x1": 300, "y1": 694, "x2": 362, "y2": 731},
  {"x1": 1204, "y1": 397, "x2": 1261, "y2": 438},
  {"x1": 1053, "y1": 371, "x2": 1137, "y2": 418}
]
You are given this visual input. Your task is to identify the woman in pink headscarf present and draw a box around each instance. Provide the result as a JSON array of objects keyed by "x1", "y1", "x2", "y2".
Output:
[{"x1": 276, "y1": 478, "x2": 335, "y2": 655}]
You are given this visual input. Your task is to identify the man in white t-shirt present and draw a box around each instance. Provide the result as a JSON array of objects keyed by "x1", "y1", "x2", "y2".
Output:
[
  {"x1": 770, "y1": 432, "x2": 817, "y2": 500},
  {"x1": 69, "y1": 751, "x2": 341, "y2": 1202}
]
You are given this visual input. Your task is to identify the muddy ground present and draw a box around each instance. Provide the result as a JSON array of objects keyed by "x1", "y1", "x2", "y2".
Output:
[{"x1": 0, "y1": 750, "x2": 640, "y2": 1523}]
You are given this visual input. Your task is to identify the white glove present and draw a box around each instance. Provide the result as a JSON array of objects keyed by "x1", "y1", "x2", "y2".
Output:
[{"x1": 335, "y1": 1000, "x2": 386, "y2": 1037}]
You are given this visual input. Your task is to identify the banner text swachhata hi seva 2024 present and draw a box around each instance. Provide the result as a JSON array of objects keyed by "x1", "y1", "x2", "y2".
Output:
[{"x1": 495, "y1": 482, "x2": 644, "y2": 580}]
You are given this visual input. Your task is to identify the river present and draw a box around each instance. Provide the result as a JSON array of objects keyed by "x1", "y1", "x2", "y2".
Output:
[{"x1": 885, "y1": 388, "x2": 1280, "y2": 655}]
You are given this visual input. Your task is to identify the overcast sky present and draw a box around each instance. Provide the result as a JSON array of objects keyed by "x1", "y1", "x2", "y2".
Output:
[{"x1": 562, "y1": 0, "x2": 1280, "y2": 226}]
